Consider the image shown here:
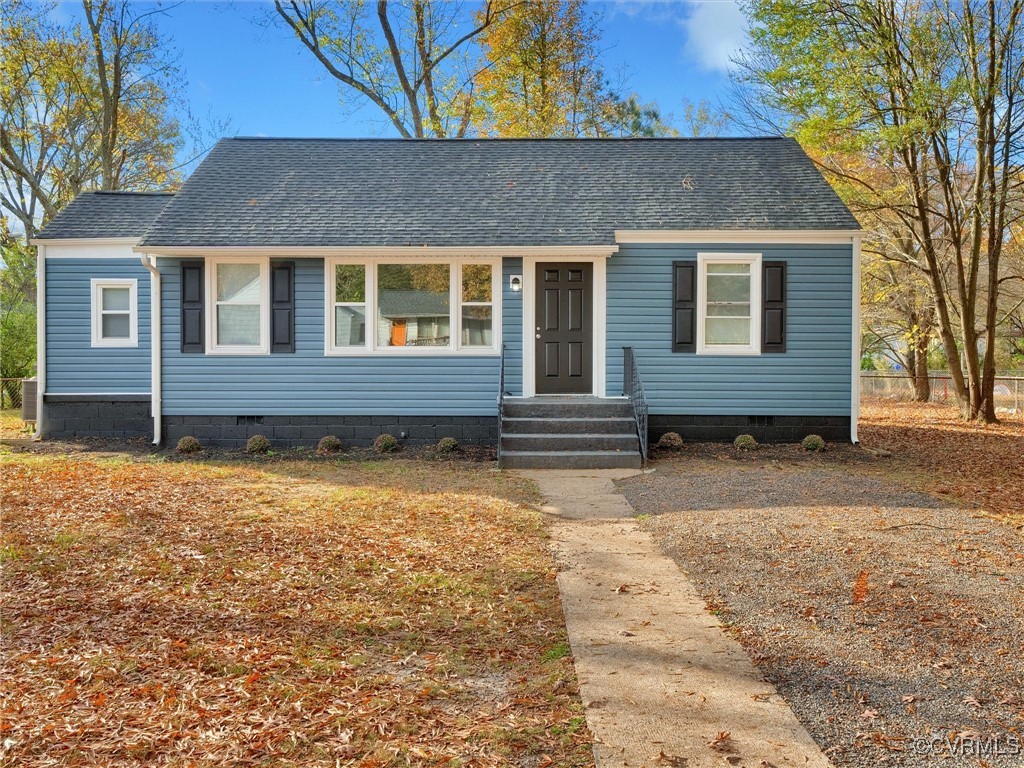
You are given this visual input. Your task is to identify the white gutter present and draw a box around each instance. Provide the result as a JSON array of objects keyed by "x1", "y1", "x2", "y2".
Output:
[
  {"x1": 34, "y1": 243, "x2": 46, "y2": 439},
  {"x1": 851, "y1": 234, "x2": 862, "y2": 444},
  {"x1": 139, "y1": 253, "x2": 162, "y2": 445}
]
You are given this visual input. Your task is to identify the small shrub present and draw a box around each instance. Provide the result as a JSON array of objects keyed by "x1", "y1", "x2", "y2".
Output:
[
  {"x1": 317, "y1": 435, "x2": 342, "y2": 454},
  {"x1": 801, "y1": 434, "x2": 826, "y2": 452},
  {"x1": 373, "y1": 433, "x2": 399, "y2": 453},
  {"x1": 657, "y1": 431, "x2": 684, "y2": 451},
  {"x1": 246, "y1": 434, "x2": 271, "y2": 454},
  {"x1": 734, "y1": 434, "x2": 758, "y2": 451},
  {"x1": 175, "y1": 435, "x2": 202, "y2": 454},
  {"x1": 436, "y1": 436, "x2": 459, "y2": 454}
]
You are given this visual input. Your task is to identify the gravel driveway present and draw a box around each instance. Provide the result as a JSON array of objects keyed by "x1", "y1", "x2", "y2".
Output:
[{"x1": 619, "y1": 448, "x2": 1024, "y2": 767}]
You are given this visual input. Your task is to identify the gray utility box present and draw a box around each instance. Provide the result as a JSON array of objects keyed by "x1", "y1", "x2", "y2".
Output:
[{"x1": 21, "y1": 378, "x2": 37, "y2": 423}]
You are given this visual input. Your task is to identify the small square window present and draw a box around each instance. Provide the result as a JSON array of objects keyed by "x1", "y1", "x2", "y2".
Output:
[{"x1": 91, "y1": 279, "x2": 138, "y2": 348}]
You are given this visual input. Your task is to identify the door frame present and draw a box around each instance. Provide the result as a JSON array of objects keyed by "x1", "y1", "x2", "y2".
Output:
[{"x1": 522, "y1": 255, "x2": 607, "y2": 398}]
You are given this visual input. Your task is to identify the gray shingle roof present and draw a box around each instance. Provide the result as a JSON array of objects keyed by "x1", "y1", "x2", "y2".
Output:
[
  {"x1": 136, "y1": 137, "x2": 858, "y2": 248},
  {"x1": 36, "y1": 191, "x2": 174, "y2": 240}
]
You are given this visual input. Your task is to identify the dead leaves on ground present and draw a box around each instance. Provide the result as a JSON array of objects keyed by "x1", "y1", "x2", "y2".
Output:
[
  {"x1": 0, "y1": 455, "x2": 593, "y2": 767},
  {"x1": 860, "y1": 400, "x2": 1023, "y2": 526}
]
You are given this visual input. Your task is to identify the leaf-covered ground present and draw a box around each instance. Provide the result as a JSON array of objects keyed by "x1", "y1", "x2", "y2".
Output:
[
  {"x1": 0, "y1": 452, "x2": 593, "y2": 767},
  {"x1": 859, "y1": 399, "x2": 1024, "y2": 527}
]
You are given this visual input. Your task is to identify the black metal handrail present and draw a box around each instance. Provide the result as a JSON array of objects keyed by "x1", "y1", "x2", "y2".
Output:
[
  {"x1": 623, "y1": 347, "x2": 648, "y2": 467},
  {"x1": 497, "y1": 343, "x2": 506, "y2": 463}
]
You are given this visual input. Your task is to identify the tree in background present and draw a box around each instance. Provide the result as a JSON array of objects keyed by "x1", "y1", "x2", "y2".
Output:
[
  {"x1": 734, "y1": 0, "x2": 1024, "y2": 422},
  {"x1": 476, "y1": 0, "x2": 672, "y2": 137},
  {"x1": 273, "y1": 0, "x2": 514, "y2": 139},
  {"x1": 1, "y1": 0, "x2": 184, "y2": 239},
  {"x1": 0, "y1": 223, "x2": 37, "y2": 401}
]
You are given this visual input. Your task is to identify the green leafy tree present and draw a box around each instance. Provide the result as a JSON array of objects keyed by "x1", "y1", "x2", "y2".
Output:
[
  {"x1": 0, "y1": 227, "x2": 36, "y2": 403},
  {"x1": 734, "y1": 0, "x2": 1024, "y2": 422}
]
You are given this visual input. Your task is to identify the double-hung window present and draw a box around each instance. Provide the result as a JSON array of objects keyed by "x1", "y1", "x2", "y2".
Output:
[
  {"x1": 207, "y1": 259, "x2": 269, "y2": 354},
  {"x1": 697, "y1": 254, "x2": 762, "y2": 355},
  {"x1": 91, "y1": 279, "x2": 138, "y2": 347},
  {"x1": 325, "y1": 259, "x2": 500, "y2": 354}
]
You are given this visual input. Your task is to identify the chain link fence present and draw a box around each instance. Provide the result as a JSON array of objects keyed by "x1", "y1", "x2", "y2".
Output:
[
  {"x1": 1, "y1": 378, "x2": 23, "y2": 409},
  {"x1": 861, "y1": 372, "x2": 1023, "y2": 411}
]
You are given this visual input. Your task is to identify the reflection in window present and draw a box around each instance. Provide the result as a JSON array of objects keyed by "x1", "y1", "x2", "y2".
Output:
[
  {"x1": 376, "y1": 264, "x2": 451, "y2": 347},
  {"x1": 334, "y1": 264, "x2": 367, "y2": 348}
]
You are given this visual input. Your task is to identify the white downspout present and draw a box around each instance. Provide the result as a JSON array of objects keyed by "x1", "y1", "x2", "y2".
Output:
[
  {"x1": 139, "y1": 253, "x2": 161, "y2": 445},
  {"x1": 34, "y1": 242, "x2": 46, "y2": 439},
  {"x1": 851, "y1": 234, "x2": 862, "y2": 444}
]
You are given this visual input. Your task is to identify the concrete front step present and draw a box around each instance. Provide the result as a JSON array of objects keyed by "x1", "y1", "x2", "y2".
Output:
[
  {"x1": 502, "y1": 399, "x2": 633, "y2": 419},
  {"x1": 501, "y1": 416, "x2": 637, "y2": 435},
  {"x1": 501, "y1": 433, "x2": 640, "y2": 452},
  {"x1": 500, "y1": 450, "x2": 643, "y2": 469}
]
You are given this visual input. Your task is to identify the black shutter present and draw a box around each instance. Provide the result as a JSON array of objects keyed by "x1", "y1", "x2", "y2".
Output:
[
  {"x1": 180, "y1": 261, "x2": 204, "y2": 353},
  {"x1": 270, "y1": 261, "x2": 295, "y2": 353},
  {"x1": 672, "y1": 261, "x2": 697, "y2": 353},
  {"x1": 762, "y1": 260, "x2": 786, "y2": 353}
]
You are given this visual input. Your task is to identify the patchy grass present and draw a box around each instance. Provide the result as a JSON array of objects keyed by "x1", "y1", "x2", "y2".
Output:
[
  {"x1": 860, "y1": 399, "x2": 1024, "y2": 527},
  {"x1": 0, "y1": 453, "x2": 592, "y2": 767},
  {"x1": 0, "y1": 409, "x2": 29, "y2": 439}
]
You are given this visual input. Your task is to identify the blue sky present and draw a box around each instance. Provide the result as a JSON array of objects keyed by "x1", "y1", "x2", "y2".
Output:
[{"x1": 48, "y1": 1, "x2": 747, "y2": 148}]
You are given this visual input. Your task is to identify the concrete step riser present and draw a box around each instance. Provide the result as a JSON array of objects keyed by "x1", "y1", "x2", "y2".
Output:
[
  {"x1": 503, "y1": 402, "x2": 633, "y2": 419},
  {"x1": 501, "y1": 434, "x2": 639, "y2": 452},
  {"x1": 499, "y1": 452, "x2": 643, "y2": 469},
  {"x1": 502, "y1": 417, "x2": 637, "y2": 435}
]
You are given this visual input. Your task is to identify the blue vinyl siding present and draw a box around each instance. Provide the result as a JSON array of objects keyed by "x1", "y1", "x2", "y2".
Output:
[
  {"x1": 160, "y1": 258, "x2": 506, "y2": 416},
  {"x1": 45, "y1": 259, "x2": 151, "y2": 394},
  {"x1": 606, "y1": 244, "x2": 853, "y2": 415},
  {"x1": 502, "y1": 258, "x2": 524, "y2": 396}
]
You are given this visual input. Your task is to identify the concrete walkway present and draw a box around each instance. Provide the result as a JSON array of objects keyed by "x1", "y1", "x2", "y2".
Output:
[{"x1": 523, "y1": 469, "x2": 833, "y2": 768}]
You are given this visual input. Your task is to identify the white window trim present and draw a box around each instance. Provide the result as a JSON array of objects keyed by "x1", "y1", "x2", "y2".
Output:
[
  {"x1": 323, "y1": 257, "x2": 502, "y2": 356},
  {"x1": 205, "y1": 257, "x2": 270, "y2": 355},
  {"x1": 696, "y1": 253, "x2": 762, "y2": 356},
  {"x1": 90, "y1": 278, "x2": 138, "y2": 348}
]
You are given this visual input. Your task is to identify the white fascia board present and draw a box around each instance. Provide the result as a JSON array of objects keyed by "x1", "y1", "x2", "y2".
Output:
[
  {"x1": 614, "y1": 230, "x2": 866, "y2": 245},
  {"x1": 32, "y1": 237, "x2": 140, "y2": 248},
  {"x1": 132, "y1": 244, "x2": 620, "y2": 259}
]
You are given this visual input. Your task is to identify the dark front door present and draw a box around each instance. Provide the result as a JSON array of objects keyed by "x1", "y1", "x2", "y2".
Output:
[{"x1": 535, "y1": 262, "x2": 593, "y2": 395}]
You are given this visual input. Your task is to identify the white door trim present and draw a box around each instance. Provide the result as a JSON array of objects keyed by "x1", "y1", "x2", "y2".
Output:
[{"x1": 522, "y1": 256, "x2": 607, "y2": 398}]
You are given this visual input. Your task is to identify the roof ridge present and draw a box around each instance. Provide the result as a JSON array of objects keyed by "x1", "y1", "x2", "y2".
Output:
[
  {"x1": 223, "y1": 135, "x2": 791, "y2": 143},
  {"x1": 84, "y1": 190, "x2": 176, "y2": 196}
]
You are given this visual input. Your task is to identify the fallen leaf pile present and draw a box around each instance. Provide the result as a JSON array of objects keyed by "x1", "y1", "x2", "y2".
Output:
[
  {"x1": 859, "y1": 400, "x2": 1024, "y2": 527},
  {"x1": 0, "y1": 454, "x2": 593, "y2": 767}
]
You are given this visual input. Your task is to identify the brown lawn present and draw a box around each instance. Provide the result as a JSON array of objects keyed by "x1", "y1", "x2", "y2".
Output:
[
  {"x1": 859, "y1": 399, "x2": 1024, "y2": 527},
  {"x1": 0, "y1": 453, "x2": 592, "y2": 767}
]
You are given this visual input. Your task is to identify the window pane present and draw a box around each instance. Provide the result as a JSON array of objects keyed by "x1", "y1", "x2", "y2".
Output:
[
  {"x1": 377, "y1": 264, "x2": 451, "y2": 347},
  {"x1": 335, "y1": 305, "x2": 366, "y2": 347},
  {"x1": 462, "y1": 305, "x2": 492, "y2": 347},
  {"x1": 706, "y1": 273, "x2": 751, "y2": 303},
  {"x1": 707, "y1": 263, "x2": 750, "y2": 274},
  {"x1": 217, "y1": 305, "x2": 260, "y2": 346},
  {"x1": 335, "y1": 264, "x2": 366, "y2": 303},
  {"x1": 705, "y1": 317, "x2": 751, "y2": 345},
  {"x1": 102, "y1": 287, "x2": 130, "y2": 311},
  {"x1": 101, "y1": 313, "x2": 130, "y2": 339},
  {"x1": 707, "y1": 303, "x2": 750, "y2": 318},
  {"x1": 217, "y1": 263, "x2": 261, "y2": 303},
  {"x1": 462, "y1": 263, "x2": 492, "y2": 303}
]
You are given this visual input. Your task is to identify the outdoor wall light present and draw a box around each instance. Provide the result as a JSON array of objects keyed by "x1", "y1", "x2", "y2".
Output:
[{"x1": 510, "y1": 275, "x2": 523, "y2": 292}]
